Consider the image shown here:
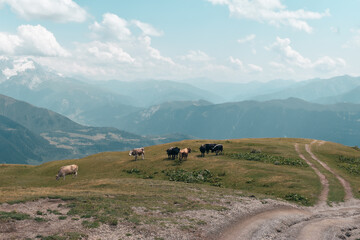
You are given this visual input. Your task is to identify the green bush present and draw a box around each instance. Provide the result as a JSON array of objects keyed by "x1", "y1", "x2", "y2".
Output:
[
  {"x1": 337, "y1": 155, "x2": 360, "y2": 175},
  {"x1": 165, "y1": 169, "x2": 221, "y2": 186},
  {"x1": 0, "y1": 211, "x2": 30, "y2": 220},
  {"x1": 284, "y1": 193, "x2": 310, "y2": 206},
  {"x1": 227, "y1": 152, "x2": 307, "y2": 167},
  {"x1": 82, "y1": 220, "x2": 100, "y2": 228},
  {"x1": 124, "y1": 168, "x2": 141, "y2": 174}
]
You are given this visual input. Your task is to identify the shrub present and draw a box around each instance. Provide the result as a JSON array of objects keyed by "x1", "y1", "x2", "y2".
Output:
[
  {"x1": 82, "y1": 220, "x2": 100, "y2": 228},
  {"x1": 34, "y1": 217, "x2": 47, "y2": 222},
  {"x1": 228, "y1": 152, "x2": 307, "y2": 167},
  {"x1": 285, "y1": 193, "x2": 310, "y2": 206},
  {"x1": 0, "y1": 211, "x2": 30, "y2": 220},
  {"x1": 124, "y1": 168, "x2": 141, "y2": 174},
  {"x1": 337, "y1": 155, "x2": 360, "y2": 175},
  {"x1": 165, "y1": 169, "x2": 221, "y2": 186}
]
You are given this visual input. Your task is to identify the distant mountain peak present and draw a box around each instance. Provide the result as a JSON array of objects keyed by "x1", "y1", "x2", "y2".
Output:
[{"x1": 1, "y1": 57, "x2": 35, "y2": 80}]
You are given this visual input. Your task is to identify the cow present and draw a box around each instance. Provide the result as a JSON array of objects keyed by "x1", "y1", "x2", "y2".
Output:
[
  {"x1": 129, "y1": 147, "x2": 145, "y2": 161},
  {"x1": 211, "y1": 144, "x2": 223, "y2": 155},
  {"x1": 204, "y1": 143, "x2": 217, "y2": 154},
  {"x1": 179, "y1": 147, "x2": 191, "y2": 160},
  {"x1": 56, "y1": 164, "x2": 78, "y2": 181},
  {"x1": 166, "y1": 147, "x2": 180, "y2": 160},
  {"x1": 199, "y1": 145, "x2": 206, "y2": 157}
]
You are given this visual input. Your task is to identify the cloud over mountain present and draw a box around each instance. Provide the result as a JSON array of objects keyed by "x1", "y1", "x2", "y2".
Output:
[
  {"x1": 0, "y1": 25, "x2": 69, "y2": 57},
  {"x1": 0, "y1": 0, "x2": 88, "y2": 22},
  {"x1": 207, "y1": 0, "x2": 329, "y2": 33},
  {"x1": 268, "y1": 37, "x2": 345, "y2": 72}
]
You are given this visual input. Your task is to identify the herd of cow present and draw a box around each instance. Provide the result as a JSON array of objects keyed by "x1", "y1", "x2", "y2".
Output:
[
  {"x1": 166, "y1": 143, "x2": 223, "y2": 160},
  {"x1": 56, "y1": 144, "x2": 223, "y2": 180}
]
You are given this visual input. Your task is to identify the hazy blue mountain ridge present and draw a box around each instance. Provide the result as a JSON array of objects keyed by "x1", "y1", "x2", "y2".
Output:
[
  {"x1": 0, "y1": 94, "x2": 192, "y2": 164},
  {"x1": 116, "y1": 98, "x2": 360, "y2": 146},
  {"x1": 251, "y1": 75, "x2": 360, "y2": 102}
]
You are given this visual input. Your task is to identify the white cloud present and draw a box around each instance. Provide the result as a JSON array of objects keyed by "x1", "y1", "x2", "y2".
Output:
[
  {"x1": 248, "y1": 63, "x2": 263, "y2": 72},
  {"x1": 342, "y1": 28, "x2": 360, "y2": 48},
  {"x1": 132, "y1": 20, "x2": 163, "y2": 36},
  {"x1": 229, "y1": 56, "x2": 244, "y2": 69},
  {"x1": 313, "y1": 56, "x2": 346, "y2": 72},
  {"x1": 139, "y1": 36, "x2": 175, "y2": 64},
  {"x1": 180, "y1": 50, "x2": 212, "y2": 62},
  {"x1": 229, "y1": 56, "x2": 262, "y2": 73},
  {"x1": 31, "y1": 14, "x2": 176, "y2": 80},
  {"x1": 207, "y1": 0, "x2": 329, "y2": 33},
  {"x1": 84, "y1": 41, "x2": 134, "y2": 63},
  {"x1": 0, "y1": 24, "x2": 69, "y2": 57},
  {"x1": 90, "y1": 13, "x2": 131, "y2": 41},
  {"x1": 237, "y1": 34, "x2": 256, "y2": 44},
  {"x1": 17, "y1": 25, "x2": 70, "y2": 57},
  {"x1": 2, "y1": 0, "x2": 87, "y2": 22},
  {"x1": 90, "y1": 13, "x2": 165, "y2": 42},
  {"x1": 2, "y1": 57, "x2": 35, "y2": 79},
  {"x1": 0, "y1": 33, "x2": 22, "y2": 54},
  {"x1": 88, "y1": 14, "x2": 173, "y2": 65},
  {"x1": 268, "y1": 37, "x2": 311, "y2": 68},
  {"x1": 268, "y1": 37, "x2": 346, "y2": 72}
]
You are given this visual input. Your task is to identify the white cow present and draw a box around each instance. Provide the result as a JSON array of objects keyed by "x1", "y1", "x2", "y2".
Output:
[
  {"x1": 56, "y1": 164, "x2": 78, "y2": 180},
  {"x1": 129, "y1": 147, "x2": 145, "y2": 161}
]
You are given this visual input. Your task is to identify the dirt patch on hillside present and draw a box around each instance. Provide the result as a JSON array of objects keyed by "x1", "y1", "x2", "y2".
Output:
[
  {"x1": 0, "y1": 195, "x2": 298, "y2": 240},
  {"x1": 2, "y1": 197, "x2": 359, "y2": 240}
]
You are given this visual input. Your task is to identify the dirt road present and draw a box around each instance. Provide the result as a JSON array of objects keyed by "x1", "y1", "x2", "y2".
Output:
[{"x1": 218, "y1": 141, "x2": 360, "y2": 240}]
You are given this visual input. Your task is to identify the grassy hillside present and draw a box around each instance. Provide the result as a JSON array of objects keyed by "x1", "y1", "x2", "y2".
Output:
[
  {"x1": 2, "y1": 138, "x2": 360, "y2": 239},
  {"x1": 1, "y1": 138, "x2": 359, "y2": 205}
]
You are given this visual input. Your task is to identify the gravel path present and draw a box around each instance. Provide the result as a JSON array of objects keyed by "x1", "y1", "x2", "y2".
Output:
[{"x1": 217, "y1": 141, "x2": 360, "y2": 240}]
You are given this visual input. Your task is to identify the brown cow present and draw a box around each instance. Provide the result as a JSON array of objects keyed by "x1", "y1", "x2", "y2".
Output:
[
  {"x1": 56, "y1": 164, "x2": 78, "y2": 180},
  {"x1": 179, "y1": 147, "x2": 191, "y2": 160},
  {"x1": 129, "y1": 147, "x2": 145, "y2": 161}
]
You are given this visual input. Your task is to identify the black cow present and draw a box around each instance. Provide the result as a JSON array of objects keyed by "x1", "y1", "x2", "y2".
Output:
[
  {"x1": 204, "y1": 143, "x2": 217, "y2": 154},
  {"x1": 211, "y1": 144, "x2": 223, "y2": 155},
  {"x1": 166, "y1": 147, "x2": 180, "y2": 160},
  {"x1": 199, "y1": 145, "x2": 206, "y2": 157}
]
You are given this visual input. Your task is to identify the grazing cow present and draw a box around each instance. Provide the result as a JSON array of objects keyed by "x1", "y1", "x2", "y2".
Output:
[
  {"x1": 179, "y1": 148, "x2": 191, "y2": 160},
  {"x1": 204, "y1": 143, "x2": 217, "y2": 154},
  {"x1": 166, "y1": 147, "x2": 180, "y2": 160},
  {"x1": 56, "y1": 164, "x2": 78, "y2": 181},
  {"x1": 211, "y1": 144, "x2": 223, "y2": 155},
  {"x1": 199, "y1": 145, "x2": 206, "y2": 157},
  {"x1": 129, "y1": 147, "x2": 145, "y2": 161}
]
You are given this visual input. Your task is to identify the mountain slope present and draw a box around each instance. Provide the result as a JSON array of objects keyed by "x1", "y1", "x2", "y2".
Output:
[
  {"x1": 252, "y1": 75, "x2": 360, "y2": 102},
  {"x1": 0, "y1": 94, "x2": 192, "y2": 164},
  {"x1": 98, "y1": 79, "x2": 223, "y2": 107},
  {"x1": 117, "y1": 98, "x2": 360, "y2": 146},
  {"x1": 0, "y1": 57, "x2": 134, "y2": 125},
  {"x1": 316, "y1": 86, "x2": 360, "y2": 104},
  {"x1": 0, "y1": 115, "x2": 69, "y2": 164}
]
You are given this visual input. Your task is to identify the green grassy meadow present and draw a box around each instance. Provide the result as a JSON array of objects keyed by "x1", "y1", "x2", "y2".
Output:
[
  {"x1": 2, "y1": 138, "x2": 360, "y2": 237},
  {"x1": 1, "y1": 138, "x2": 358, "y2": 206}
]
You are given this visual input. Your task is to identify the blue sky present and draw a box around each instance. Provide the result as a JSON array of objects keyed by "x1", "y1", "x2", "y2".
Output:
[{"x1": 0, "y1": 0, "x2": 359, "y2": 82}]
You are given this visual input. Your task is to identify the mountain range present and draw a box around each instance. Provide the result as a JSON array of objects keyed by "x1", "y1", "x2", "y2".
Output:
[
  {"x1": 0, "y1": 94, "x2": 192, "y2": 164},
  {"x1": 1, "y1": 57, "x2": 360, "y2": 165},
  {"x1": 115, "y1": 98, "x2": 360, "y2": 146}
]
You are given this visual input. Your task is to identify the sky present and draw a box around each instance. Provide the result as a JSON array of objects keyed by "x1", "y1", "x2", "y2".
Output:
[{"x1": 0, "y1": 0, "x2": 359, "y2": 82}]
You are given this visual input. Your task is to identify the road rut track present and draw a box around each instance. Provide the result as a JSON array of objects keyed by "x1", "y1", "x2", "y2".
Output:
[{"x1": 217, "y1": 141, "x2": 360, "y2": 240}]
